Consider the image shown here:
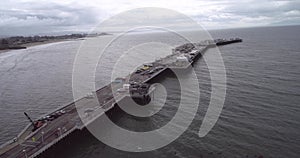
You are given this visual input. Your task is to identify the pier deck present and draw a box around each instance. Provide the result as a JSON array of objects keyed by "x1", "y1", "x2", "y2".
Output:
[{"x1": 0, "y1": 38, "x2": 242, "y2": 158}]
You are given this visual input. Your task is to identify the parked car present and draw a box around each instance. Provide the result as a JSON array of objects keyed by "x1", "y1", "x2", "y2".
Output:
[
  {"x1": 135, "y1": 69, "x2": 142, "y2": 73},
  {"x1": 148, "y1": 69, "x2": 156, "y2": 74}
]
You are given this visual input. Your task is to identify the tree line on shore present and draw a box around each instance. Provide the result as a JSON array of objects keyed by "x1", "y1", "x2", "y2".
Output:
[{"x1": 0, "y1": 33, "x2": 110, "y2": 50}]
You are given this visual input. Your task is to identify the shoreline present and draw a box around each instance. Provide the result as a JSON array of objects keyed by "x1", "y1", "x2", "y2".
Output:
[{"x1": 0, "y1": 38, "x2": 83, "y2": 55}]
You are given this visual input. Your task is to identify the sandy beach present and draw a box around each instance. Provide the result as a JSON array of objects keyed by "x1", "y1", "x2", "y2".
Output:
[{"x1": 0, "y1": 38, "x2": 83, "y2": 55}]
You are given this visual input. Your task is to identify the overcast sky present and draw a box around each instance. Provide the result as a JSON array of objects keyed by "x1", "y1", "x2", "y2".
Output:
[{"x1": 0, "y1": 0, "x2": 299, "y2": 36}]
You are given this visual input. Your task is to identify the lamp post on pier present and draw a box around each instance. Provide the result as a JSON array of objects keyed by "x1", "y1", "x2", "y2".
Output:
[
  {"x1": 58, "y1": 128, "x2": 62, "y2": 137},
  {"x1": 41, "y1": 131, "x2": 44, "y2": 144},
  {"x1": 22, "y1": 149, "x2": 28, "y2": 158}
]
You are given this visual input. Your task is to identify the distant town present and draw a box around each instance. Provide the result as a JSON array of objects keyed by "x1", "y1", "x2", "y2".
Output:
[{"x1": 0, "y1": 32, "x2": 110, "y2": 50}]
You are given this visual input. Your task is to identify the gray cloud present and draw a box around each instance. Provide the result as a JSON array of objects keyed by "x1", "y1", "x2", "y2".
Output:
[
  {"x1": 190, "y1": 0, "x2": 300, "y2": 29},
  {"x1": 0, "y1": 1, "x2": 101, "y2": 35},
  {"x1": 0, "y1": 0, "x2": 299, "y2": 36},
  {"x1": 224, "y1": 0, "x2": 300, "y2": 18}
]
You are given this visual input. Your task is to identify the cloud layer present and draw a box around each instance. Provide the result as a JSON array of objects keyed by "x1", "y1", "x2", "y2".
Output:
[{"x1": 0, "y1": 0, "x2": 299, "y2": 35}]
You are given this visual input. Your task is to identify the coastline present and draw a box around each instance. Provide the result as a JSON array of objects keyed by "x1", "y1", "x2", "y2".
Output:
[{"x1": 0, "y1": 38, "x2": 83, "y2": 55}]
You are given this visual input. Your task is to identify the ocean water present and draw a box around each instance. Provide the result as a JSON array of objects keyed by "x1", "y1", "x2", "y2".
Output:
[{"x1": 0, "y1": 25, "x2": 300, "y2": 158}]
